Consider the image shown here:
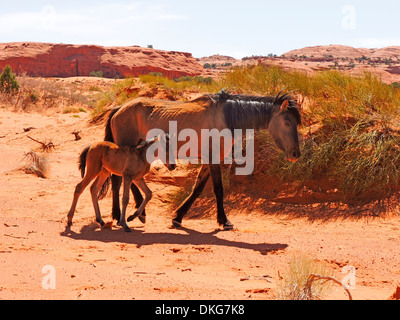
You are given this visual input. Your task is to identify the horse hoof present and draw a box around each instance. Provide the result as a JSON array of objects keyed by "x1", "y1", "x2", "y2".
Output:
[
  {"x1": 97, "y1": 220, "x2": 105, "y2": 227},
  {"x1": 127, "y1": 214, "x2": 135, "y2": 222},
  {"x1": 172, "y1": 219, "x2": 182, "y2": 228},
  {"x1": 223, "y1": 222, "x2": 234, "y2": 231},
  {"x1": 112, "y1": 211, "x2": 121, "y2": 222},
  {"x1": 138, "y1": 214, "x2": 146, "y2": 224},
  {"x1": 124, "y1": 227, "x2": 132, "y2": 233}
]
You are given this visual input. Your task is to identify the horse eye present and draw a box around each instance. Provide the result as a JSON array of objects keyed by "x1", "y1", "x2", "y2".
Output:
[{"x1": 284, "y1": 121, "x2": 290, "y2": 127}]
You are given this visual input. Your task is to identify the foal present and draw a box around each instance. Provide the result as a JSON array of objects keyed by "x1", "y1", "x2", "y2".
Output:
[{"x1": 67, "y1": 134, "x2": 175, "y2": 232}]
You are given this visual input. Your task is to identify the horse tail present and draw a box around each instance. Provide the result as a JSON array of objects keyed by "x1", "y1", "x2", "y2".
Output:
[
  {"x1": 104, "y1": 106, "x2": 121, "y2": 143},
  {"x1": 97, "y1": 176, "x2": 110, "y2": 200},
  {"x1": 98, "y1": 107, "x2": 121, "y2": 200},
  {"x1": 78, "y1": 146, "x2": 90, "y2": 178}
]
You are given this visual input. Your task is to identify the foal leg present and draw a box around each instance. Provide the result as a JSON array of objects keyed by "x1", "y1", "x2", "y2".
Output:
[
  {"x1": 127, "y1": 178, "x2": 152, "y2": 222},
  {"x1": 172, "y1": 164, "x2": 210, "y2": 228},
  {"x1": 90, "y1": 169, "x2": 110, "y2": 227},
  {"x1": 67, "y1": 167, "x2": 100, "y2": 226},
  {"x1": 111, "y1": 175, "x2": 146, "y2": 224},
  {"x1": 209, "y1": 164, "x2": 233, "y2": 230}
]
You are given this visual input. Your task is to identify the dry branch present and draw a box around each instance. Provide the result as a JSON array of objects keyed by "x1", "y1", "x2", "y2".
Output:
[
  {"x1": 71, "y1": 130, "x2": 82, "y2": 141},
  {"x1": 27, "y1": 135, "x2": 55, "y2": 152},
  {"x1": 305, "y1": 274, "x2": 353, "y2": 300}
]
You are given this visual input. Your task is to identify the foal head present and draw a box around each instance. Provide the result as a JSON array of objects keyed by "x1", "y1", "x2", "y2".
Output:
[
  {"x1": 138, "y1": 134, "x2": 177, "y2": 171},
  {"x1": 268, "y1": 94, "x2": 302, "y2": 162}
]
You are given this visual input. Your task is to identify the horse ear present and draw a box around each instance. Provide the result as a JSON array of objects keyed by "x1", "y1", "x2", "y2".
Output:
[
  {"x1": 137, "y1": 136, "x2": 158, "y2": 150},
  {"x1": 280, "y1": 100, "x2": 289, "y2": 111}
]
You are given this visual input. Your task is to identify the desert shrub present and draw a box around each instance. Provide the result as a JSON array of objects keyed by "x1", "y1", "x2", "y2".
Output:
[
  {"x1": 0, "y1": 65, "x2": 19, "y2": 94},
  {"x1": 203, "y1": 63, "x2": 217, "y2": 69},
  {"x1": 276, "y1": 254, "x2": 333, "y2": 300},
  {"x1": 89, "y1": 70, "x2": 103, "y2": 78},
  {"x1": 94, "y1": 77, "x2": 135, "y2": 112},
  {"x1": 22, "y1": 151, "x2": 49, "y2": 178},
  {"x1": 140, "y1": 73, "x2": 218, "y2": 92},
  {"x1": 174, "y1": 76, "x2": 214, "y2": 85}
]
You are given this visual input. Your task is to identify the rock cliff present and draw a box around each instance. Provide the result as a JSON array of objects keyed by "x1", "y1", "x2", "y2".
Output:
[{"x1": 0, "y1": 42, "x2": 204, "y2": 79}]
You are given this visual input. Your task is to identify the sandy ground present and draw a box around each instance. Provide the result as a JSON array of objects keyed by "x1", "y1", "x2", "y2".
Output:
[{"x1": 1, "y1": 108, "x2": 399, "y2": 300}]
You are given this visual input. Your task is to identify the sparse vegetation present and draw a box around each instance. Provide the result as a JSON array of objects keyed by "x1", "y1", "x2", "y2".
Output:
[
  {"x1": 89, "y1": 70, "x2": 103, "y2": 78},
  {"x1": 21, "y1": 151, "x2": 49, "y2": 178},
  {"x1": 276, "y1": 254, "x2": 333, "y2": 300},
  {"x1": 139, "y1": 73, "x2": 217, "y2": 91},
  {"x1": 203, "y1": 63, "x2": 217, "y2": 69},
  {"x1": 0, "y1": 76, "x2": 96, "y2": 112}
]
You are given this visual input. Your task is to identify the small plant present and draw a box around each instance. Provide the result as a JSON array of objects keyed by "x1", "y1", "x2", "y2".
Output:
[
  {"x1": 89, "y1": 70, "x2": 103, "y2": 78},
  {"x1": 0, "y1": 65, "x2": 19, "y2": 94},
  {"x1": 28, "y1": 91, "x2": 39, "y2": 104},
  {"x1": 22, "y1": 151, "x2": 49, "y2": 178},
  {"x1": 276, "y1": 254, "x2": 333, "y2": 300},
  {"x1": 203, "y1": 63, "x2": 217, "y2": 69}
]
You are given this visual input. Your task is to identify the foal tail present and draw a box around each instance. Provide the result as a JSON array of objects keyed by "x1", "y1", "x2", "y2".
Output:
[
  {"x1": 78, "y1": 146, "x2": 90, "y2": 178},
  {"x1": 78, "y1": 145, "x2": 110, "y2": 200}
]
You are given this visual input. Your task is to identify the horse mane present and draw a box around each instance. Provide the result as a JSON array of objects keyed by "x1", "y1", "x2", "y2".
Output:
[{"x1": 217, "y1": 90, "x2": 301, "y2": 131}]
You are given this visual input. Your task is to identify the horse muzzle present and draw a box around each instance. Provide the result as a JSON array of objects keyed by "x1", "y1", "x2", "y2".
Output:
[
  {"x1": 286, "y1": 149, "x2": 301, "y2": 162},
  {"x1": 167, "y1": 164, "x2": 177, "y2": 171}
]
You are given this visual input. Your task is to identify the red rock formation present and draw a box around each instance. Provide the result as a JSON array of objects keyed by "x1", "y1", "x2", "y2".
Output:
[{"x1": 0, "y1": 42, "x2": 204, "y2": 79}]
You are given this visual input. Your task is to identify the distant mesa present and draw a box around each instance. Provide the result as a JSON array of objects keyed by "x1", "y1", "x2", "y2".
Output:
[
  {"x1": 0, "y1": 42, "x2": 204, "y2": 79},
  {"x1": 2, "y1": 43, "x2": 400, "y2": 84},
  {"x1": 198, "y1": 44, "x2": 400, "y2": 84}
]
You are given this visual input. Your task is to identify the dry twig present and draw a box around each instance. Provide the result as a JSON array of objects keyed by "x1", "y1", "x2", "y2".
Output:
[
  {"x1": 71, "y1": 130, "x2": 82, "y2": 141},
  {"x1": 305, "y1": 274, "x2": 353, "y2": 300},
  {"x1": 27, "y1": 135, "x2": 55, "y2": 152}
]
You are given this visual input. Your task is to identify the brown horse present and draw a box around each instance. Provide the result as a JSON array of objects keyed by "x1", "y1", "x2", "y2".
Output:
[
  {"x1": 103, "y1": 91, "x2": 301, "y2": 230},
  {"x1": 67, "y1": 134, "x2": 176, "y2": 232}
]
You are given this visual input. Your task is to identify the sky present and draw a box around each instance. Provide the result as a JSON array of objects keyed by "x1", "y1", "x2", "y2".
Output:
[{"x1": 1, "y1": 0, "x2": 400, "y2": 59}]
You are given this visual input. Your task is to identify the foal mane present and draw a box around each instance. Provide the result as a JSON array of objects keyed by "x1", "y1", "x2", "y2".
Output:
[{"x1": 217, "y1": 91, "x2": 301, "y2": 131}]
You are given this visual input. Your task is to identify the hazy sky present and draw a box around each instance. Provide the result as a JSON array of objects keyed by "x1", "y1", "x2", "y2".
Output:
[{"x1": 1, "y1": 0, "x2": 400, "y2": 58}]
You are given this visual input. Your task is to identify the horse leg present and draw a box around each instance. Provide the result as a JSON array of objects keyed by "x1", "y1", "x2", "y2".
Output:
[
  {"x1": 209, "y1": 164, "x2": 233, "y2": 230},
  {"x1": 120, "y1": 175, "x2": 133, "y2": 232},
  {"x1": 172, "y1": 164, "x2": 210, "y2": 228},
  {"x1": 127, "y1": 178, "x2": 152, "y2": 222},
  {"x1": 90, "y1": 169, "x2": 110, "y2": 227},
  {"x1": 67, "y1": 165, "x2": 100, "y2": 226},
  {"x1": 131, "y1": 183, "x2": 146, "y2": 224},
  {"x1": 111, "y1": 174, "x2": 122, "y2": 221}
]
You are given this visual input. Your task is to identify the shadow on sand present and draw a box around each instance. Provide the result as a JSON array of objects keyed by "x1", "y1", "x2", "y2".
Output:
[{"x1": 60, "y1": 223, "x2": 288, "y2": 255}]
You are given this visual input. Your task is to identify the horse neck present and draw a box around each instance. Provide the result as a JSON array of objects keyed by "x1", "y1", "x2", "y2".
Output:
[{"x1": 223, "y1": 99, "x2": 276, "y2": 131}]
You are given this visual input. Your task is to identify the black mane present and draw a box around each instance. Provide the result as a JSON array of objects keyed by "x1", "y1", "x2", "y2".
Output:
[{"x1": 217, "y1": 91, "x2": 301, "y2": 131}]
